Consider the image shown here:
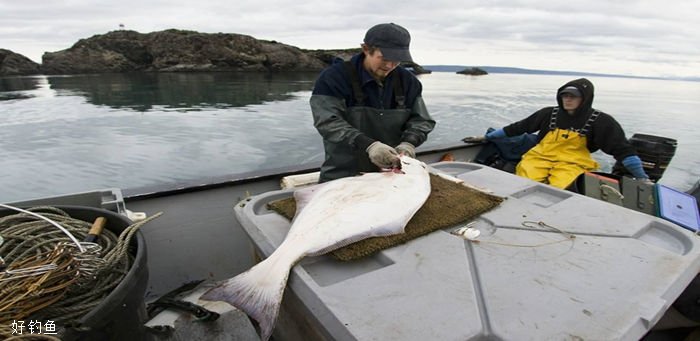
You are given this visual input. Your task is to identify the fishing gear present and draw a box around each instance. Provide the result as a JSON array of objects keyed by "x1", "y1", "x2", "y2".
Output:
[{"x1": 0, "y1": 204, "x2": 160, "y2": 339}]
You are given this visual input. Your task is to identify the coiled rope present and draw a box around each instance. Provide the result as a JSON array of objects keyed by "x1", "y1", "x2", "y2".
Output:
[{"x1": 0, "y1": 206, "x2": 161, "y2": 339}]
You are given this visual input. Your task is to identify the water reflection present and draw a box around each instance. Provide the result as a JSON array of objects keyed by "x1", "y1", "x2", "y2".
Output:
[
  {"x1": 0, "y1": 77, "x2": 41, "y2": 101},
  {"x1": 2, "y1": 72, "x2": 697, "y2": 203},
  {"x1": 46, "y1": 72, "x2": 320, "y2": 111}
]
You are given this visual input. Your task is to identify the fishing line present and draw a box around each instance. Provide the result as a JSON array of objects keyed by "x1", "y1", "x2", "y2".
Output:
[{"x1": 452, "y1": 220, "x2": 576, "y2": 248}]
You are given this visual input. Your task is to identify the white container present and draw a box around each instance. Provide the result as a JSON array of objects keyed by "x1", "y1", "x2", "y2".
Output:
[{"x1": 235, "y1": 162, "x2": 700, "y2": 340}]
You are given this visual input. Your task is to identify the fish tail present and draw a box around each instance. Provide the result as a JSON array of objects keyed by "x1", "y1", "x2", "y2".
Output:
[{"x1": 201, "y1": 252, "x2": 294, "y2": 341}]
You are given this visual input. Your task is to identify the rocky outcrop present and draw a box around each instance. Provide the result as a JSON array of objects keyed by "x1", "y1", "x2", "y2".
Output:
[
  {"x1": 403, "y1": 62, "x2": 432, "y2": 75},
  {"x1": 0, "y1": 49, "x2": 41, "y2": 76},
  {"x1": 41, "y1": 29, "x2": 328, "y2": 74},
  {"x1": 304, "y1": 48, "x2": 360, "y2": 65},
  {"x1": 4, "y1": 29, "x2": 432, "y2": 75},
  {"x1": 457, "y1": 67, "x2": 488, "y2": 76}
]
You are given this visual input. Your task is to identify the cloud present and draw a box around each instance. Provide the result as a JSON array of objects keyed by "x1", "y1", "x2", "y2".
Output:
[{"x1": 1, "y1": 0, "x2": 698, "y2": 78}]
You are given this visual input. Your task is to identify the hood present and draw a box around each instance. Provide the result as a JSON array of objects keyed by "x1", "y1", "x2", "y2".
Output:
[{"x1": 556, "y1": 78, "x2": 594, "y2": 116}]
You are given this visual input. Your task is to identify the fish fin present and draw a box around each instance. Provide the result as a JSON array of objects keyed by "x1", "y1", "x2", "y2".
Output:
[
  {"x1": 307, "y1": 222, "x2": 408, "y2": 256},
  {"x1": 308, "y1": 237, "x2": 367, "y2": 256},
  {"x1": 201, "y1": 256, "x2": 291, "y2": 341},
  {"x1": 432, "y1": 171, "x2": 464, "y2": 184}
]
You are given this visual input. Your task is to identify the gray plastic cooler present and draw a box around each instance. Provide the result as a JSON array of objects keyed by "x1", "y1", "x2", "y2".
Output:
[{"x1": 234, "y1": 162, "x2": 700, "y2": 340}]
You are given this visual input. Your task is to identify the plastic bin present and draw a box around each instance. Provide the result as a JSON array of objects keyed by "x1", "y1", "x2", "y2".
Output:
[
  {"x1": 657, "y1": 184, "x2": 700, "y2": 232},
  {"x1": 234, "y1": 162, "x2": 700, "y2": 340}
]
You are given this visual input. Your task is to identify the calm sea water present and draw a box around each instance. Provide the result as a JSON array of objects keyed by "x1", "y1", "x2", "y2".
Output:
[{"x1": 1, "y1": 72, "x2": 698, "y2": 202}]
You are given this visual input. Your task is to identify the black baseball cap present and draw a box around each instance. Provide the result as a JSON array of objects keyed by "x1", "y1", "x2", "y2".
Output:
[
  {"x1": 559, "y1": 86, "x2": 582, "y2": 97},
  {"x1": 363, "y1": 23, "x2": 413, "y2": 62}
]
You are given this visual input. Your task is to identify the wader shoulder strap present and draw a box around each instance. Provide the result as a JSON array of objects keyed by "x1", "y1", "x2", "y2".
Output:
[
  {"x1": 391, "y1": 72, "x2": 406, "y2": 109},
  {"x1": 578, "y1": 110, "x2": 601, "y2": 135},
  {"x1": 548, "y1": 107, "x2": 559, "y2": 130},
  {"x1": 344, "y1": 61, "x2": 365, "y2": 106},
  {"x1": 345, "y1": 61, "x2": 405, "y2": 109},
  {"x1": 548, "y1": 107, "x2": 600, "y2": 135}
]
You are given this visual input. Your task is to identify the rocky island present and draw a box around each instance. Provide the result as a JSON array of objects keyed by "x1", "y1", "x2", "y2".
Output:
[
  {"x1": 457, "y1": 67, "x2": 488, "y2": 76},
  {"x1": 1, "y1": 29, "x2": 431, "y2": 75},
  {"x1": 0, "y1": 49, "x2": 41, "y2": 75}
]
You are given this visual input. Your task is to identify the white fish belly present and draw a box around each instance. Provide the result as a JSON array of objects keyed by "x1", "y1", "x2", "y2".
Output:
[{"x1": 286, "y1": 156, "x2": 431, "y2": 256}]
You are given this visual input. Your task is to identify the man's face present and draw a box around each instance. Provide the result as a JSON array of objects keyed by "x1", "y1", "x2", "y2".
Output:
[
  {"x1": 561, "y1": 93, "x2": 582, "y2": 113},
  {"x1": 362, "y1": 46, "x2": 400, "y2": 81}
]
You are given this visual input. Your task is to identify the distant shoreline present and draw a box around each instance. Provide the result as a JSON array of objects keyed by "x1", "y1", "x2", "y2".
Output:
[{"x1": 423, "y1": 65, "x2": 700, "y2": 82}]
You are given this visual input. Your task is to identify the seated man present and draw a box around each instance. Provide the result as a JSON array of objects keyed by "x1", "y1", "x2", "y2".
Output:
[{"x1": 484, "y1": 78, "x2": 648, "y2": 189}]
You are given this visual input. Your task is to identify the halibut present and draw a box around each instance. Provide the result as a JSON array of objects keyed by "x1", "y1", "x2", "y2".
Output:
[{"x1": 201, "y1": 155, "x2": 431, "y2": 340}]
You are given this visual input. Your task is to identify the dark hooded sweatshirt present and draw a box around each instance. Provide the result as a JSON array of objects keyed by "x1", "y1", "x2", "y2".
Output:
[{"x1": 502, "y1": 78, "x2": 637, "y2": 162}]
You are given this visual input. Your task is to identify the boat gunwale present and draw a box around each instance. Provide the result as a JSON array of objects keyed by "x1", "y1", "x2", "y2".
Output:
[{"x1": 123, "y1": 141, "x2": 483, "y2": 201}]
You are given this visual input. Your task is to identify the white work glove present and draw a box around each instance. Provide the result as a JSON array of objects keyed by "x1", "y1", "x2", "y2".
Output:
[
  {"x1": 395, "y1": 142, "x2": 416, "y2": 158},
  {"x1": 639, "y1": 178, "x2": 655, "y2": 185},
  {"x1": 366, "y1": 141, "x2": 400, "y2": 169},
  {"x1": 461, "y1": 135, "x2": 486, "y2": 143}
]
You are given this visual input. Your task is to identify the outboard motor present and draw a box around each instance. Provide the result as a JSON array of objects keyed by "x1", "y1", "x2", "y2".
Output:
[{"x1": 613, "y1": 133, "x2": 677, "y2": 182}]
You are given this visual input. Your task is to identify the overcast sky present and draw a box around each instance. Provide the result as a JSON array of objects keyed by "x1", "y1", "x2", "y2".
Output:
[{"x1": 2, "y1": 1, "x2": 699, "y2": 78}]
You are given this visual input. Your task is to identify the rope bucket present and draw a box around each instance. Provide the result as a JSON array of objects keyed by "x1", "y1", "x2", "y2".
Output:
[{"x1": 0, "y1": 205, "x2": 149, "y2": 341}]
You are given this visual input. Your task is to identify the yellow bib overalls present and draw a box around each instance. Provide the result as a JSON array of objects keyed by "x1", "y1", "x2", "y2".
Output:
[{"x1": 515, "y1": 109, "x2": 600, "y2": 189}]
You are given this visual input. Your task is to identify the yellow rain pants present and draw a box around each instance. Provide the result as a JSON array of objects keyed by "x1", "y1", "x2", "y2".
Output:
[{"x1": 516, "y1": 129, "x2": 599, "y2": 189}]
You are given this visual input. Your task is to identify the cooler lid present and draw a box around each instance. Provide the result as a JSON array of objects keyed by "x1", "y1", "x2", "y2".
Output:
[{"x1": 235, "y1": 162, "x2": 700, "y2": 340}]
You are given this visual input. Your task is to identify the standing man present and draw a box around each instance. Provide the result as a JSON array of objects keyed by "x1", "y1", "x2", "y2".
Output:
[
  {"x1": 484, "y1": 78, "x2": 648, "y2": 189},
  {"x1": 310, "y1": 23, "x2": 435, "y2": 182}
]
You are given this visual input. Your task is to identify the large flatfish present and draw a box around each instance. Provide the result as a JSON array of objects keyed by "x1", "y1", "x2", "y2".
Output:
[{"x1": 201, "y1": 155, "x2": 431, "y2": 340}]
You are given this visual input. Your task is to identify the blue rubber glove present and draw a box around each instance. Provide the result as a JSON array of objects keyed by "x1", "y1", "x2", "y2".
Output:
[
  {"x1": 622, "y1": 155, "x2": 649, "y2": 179},
  {"x1": 485, "y1": 128, "x2": 506, "y2": 140}
]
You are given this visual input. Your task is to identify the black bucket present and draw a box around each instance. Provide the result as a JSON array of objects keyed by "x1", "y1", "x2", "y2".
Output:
[
  {"x1": 0, "y1": 205, "x2": 149, "y2": 341},
  {"x1": 612, "y1": 133, "x2": 677, "y2": 182}
]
